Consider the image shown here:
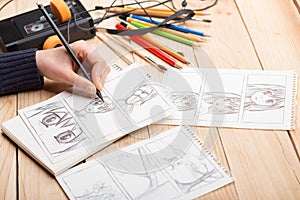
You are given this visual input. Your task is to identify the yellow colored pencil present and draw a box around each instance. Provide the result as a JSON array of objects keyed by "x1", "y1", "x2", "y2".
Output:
[{"x1": 124, "y1": 6, "x2": 207, "y2": 16}]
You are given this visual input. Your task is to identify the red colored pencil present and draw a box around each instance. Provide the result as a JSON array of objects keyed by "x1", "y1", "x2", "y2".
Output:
[{"x1": 115, "y1": 24, "x2": 183, "y2": 69}]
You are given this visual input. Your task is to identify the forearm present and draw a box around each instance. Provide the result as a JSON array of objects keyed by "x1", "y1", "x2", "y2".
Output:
[{"x1": 0, "y1": 49, "x2": 44, "y2": 96}]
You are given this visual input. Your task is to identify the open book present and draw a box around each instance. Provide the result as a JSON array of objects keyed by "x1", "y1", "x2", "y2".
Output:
[{"x1": 1, "y1": 63, "x2": 174, "y2": 175}]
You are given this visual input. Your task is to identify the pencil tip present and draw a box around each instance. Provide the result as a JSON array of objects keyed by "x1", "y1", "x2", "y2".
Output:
[
  {"x1": 203, "y1": 19, "x2": 212, "y2": 23},
  {"x1": 96, "y1": 90, "x2": 104, "y2": 102}
]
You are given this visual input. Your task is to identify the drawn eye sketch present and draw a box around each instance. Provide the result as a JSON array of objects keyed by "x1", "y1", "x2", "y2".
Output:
[
  {"x1": 244, "y1": 84, "x2": 285, "y2": 111},
  {"x1": 201, "y1": 83, "x2": 286, "y2": 116},
  {"x1": 166, "y1": 91, "x2": 199, "y2": 111},
  {"x1": 74, "y1": 96, "x2": 115, "y2": 119},
  {"x1": 201, "y1": 92, "x2": 242, "y2": 115},
  {"x1": 123, "y1": 82, "x2": 158, "y2": 114},
  {"x1": 24, "y1": 101, "x2": 87, "y2": 155}
]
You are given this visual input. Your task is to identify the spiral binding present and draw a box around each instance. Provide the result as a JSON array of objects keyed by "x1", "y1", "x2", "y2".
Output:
[
  {"x1": 291, "y1": 71, "x2": 298, "y2": 130},
  {"x1": 181, "y1": 125, "x2": 233, "y2": 178}
]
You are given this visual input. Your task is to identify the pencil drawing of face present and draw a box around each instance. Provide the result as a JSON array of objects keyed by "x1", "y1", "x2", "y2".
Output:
[
  {"x1": 203, "y1": 92, "x2": 241, "y2": 114},
  {"x1": 25, "y1": 102, "x2": 86, "y2": 154},
  {"x1": 125, "y1": 82, "x2": 158, "y2": 114},
  {"x1": 166, "y1": 92, "x2": 198, "y2": 111},
  {"x1": 75, "y1": 97, "x2": 115, "y2": 119},
  {"x1": 85, "y1": 98, "x2": 115, "y2": 114},
  {"x1": 202, "y1": 84, "x2": 285, "y2": 115},
  {"x1": 244, "y1": 84, "x2": 285, "y2": 111}
]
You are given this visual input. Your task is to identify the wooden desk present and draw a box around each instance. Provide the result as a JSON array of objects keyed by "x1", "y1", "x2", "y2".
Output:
[{"x1": 1, "y1": 0, "x2": 299, "y2": 199}]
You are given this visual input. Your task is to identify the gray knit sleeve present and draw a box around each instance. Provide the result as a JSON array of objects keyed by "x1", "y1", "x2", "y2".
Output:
[{"x1": 0, "y1": 49, "x2": 44, "y2": 95}]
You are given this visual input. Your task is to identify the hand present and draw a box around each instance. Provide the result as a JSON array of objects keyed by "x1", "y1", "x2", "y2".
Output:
[{"x1": 36, "y1": 40, "x2": 110, "y2": 97}]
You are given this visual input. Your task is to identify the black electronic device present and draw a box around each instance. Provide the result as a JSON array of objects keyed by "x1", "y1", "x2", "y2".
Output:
[{"x1": 0, "y1": 0, "x2": 95, "y2": 52}]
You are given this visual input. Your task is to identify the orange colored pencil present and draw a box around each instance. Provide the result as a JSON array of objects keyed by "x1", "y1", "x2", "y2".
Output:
[{"x1": 123, "y1": 22, "x2": 190, "y2": 64}]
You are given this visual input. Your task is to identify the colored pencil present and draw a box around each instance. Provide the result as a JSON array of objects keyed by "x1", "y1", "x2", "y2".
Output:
[
  {"x1": 130, "y1": 14, "x2": 209, "y2": 37},
  {"x1": 116, "y1": 23, "x2": 183, "y2": 69},
  {"x1": 105, "y1": 7, "x2": 210, "y2": 22},
  {"x1": 126, "y1": 17, "x2": 204, "y2": 43},
  {"x1": 121, "y1": 22, "x2": 190, "y2": 64},
  {"x1": 129, "y1": 20, "x2": 196, "y2": 46},
  {"x1": 104, "y1": 33, "x2": 167, "y2": 72},
  {"x1": 123, "y1": 7, "x2": 208, "y2": 16}
]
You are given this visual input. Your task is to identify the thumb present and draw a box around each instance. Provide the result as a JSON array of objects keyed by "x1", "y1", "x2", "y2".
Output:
[{"x1": 71, "y1": 74, "x2": 96, "y2": 98}]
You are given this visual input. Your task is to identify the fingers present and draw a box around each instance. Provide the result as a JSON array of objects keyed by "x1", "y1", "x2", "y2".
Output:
[
  {"x1": 91, "y1": 58, "x2": 110, "y2": 91},
  {"x1": 68, "y1": 72, "x2": 97, "y2": 98}
]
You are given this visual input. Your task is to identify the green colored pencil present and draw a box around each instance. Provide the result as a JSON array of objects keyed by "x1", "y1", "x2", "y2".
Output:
[{"x1": 129, "y1": 20, "x2": 195, "y2": 46}]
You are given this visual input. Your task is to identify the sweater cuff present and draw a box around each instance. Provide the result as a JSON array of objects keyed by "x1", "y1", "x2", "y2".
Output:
[{"x1": 0, "y1": 49, "x2": 44, "y2": 96}]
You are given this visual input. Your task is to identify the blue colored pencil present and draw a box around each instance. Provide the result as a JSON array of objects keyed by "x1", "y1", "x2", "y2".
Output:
[{"x1": 130, "y1": 14, "x2": 209, "y2": 37}]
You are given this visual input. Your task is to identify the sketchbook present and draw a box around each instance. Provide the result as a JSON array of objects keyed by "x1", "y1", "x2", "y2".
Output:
[
  {"x1": 1, "y1": 63, "x2": 174, "y2": 175},
  {"x1": 56, "y1": 126, "x2": 233, "y2": 200},
  {"x1": 153, "y1": 68, "x2": 297, "y2": 130}
]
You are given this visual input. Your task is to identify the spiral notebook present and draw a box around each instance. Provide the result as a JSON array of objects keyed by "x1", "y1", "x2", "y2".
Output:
[
  {"x1": 1, "y1": 63, "x2": 174, "y2": 175},
  {"x1": 56, "y1": 126, "x2": 233, "y2": 200}
]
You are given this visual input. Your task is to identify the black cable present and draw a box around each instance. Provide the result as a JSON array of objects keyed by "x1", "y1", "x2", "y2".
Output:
[{"x1": 0, "y1": 0, "x2": 13, "y2": 12}]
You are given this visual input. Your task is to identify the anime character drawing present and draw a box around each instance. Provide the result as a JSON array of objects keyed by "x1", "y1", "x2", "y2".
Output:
[
  {"x1": 75, "y1": 82, "x2": 158, "y2": 118},
  {"x1": 166, "y1": 91, "x2": 199, "y2": 111},
  {"x1": 24, "y1": 101, "x2": 86, "y2": 155},
  {"x1": 201, "y1": 84, "x2": 285, "y2": 115},
  {"x1": 74, "y1": 96, "x2": 115, "y2": 119},
  {"x1": 244, "y1": 84, "x2": 285, "y2": 111},
  {"x1": 123, "y1": 82, "x2": 158, "y2": 114}
]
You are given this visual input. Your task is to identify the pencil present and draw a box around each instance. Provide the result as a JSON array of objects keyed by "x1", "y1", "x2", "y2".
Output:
[
  {"x1": 105, "y1": 33, "x2": 167, "y2": 72},
  {"x1": 104, "y1": 7, "x2": 210, "y2": 22},
  {"x1": 125, "y1": 17, "x2": 204, "y2": 43},
  {"x1": 130, "y1": 14, "x2": 209, "y2": 37},
  {"x1": 123, "y1": 7, "x2": 208, "y2": 16},
  {"x1": 121, "y1": 22, "x2": 190, "y2": 64},
  {"x1": 129, "y1": 20, "x2": 196, "y2": 46},
  {"x1": 116, "y1": 23, "x2": 183, "y2": 69},
  {"x1": 37, "y1": 3, "x2": 104, "y2": 101}
]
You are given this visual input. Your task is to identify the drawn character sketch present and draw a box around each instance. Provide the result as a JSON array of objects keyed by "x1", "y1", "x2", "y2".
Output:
[
  {"x1": 201, "y1": 92, "x2": 241, "y2": 115},
  {"x1": 160, "y1": 145, "x2": 222, "y2": 193},
  {"x1": 123, "y1": 82, "x2": 158, "y2": 114},
  {"x1": 244, "y1": 84, "x2": 285, "y2": 111},
  {"x1": 201, "y1": 84, "x2": 285, "y2": 115},
  {"x1": 74, "y1": 96, "x2": 115, "y2": 119},
  {"x1": 166, "y1": 91, "x2": 199, "y2": 111},
  {"x1": 24, "y1": 102, "x2": 87, "y2": 155}
]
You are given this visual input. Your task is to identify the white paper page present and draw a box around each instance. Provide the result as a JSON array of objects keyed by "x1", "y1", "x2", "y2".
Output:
[
  {"x1": 156, "y1": 68, "x2": 297, "y2": 130},
  {"x1": 56, "y1": 126, "x2": 233, "y2": 200},
  {"x1": 18, "y1": 63, "x2": 174, "y2": 164},
  {"x1": 1, "y1": 116, "x2": 113, "y2": 175}
]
